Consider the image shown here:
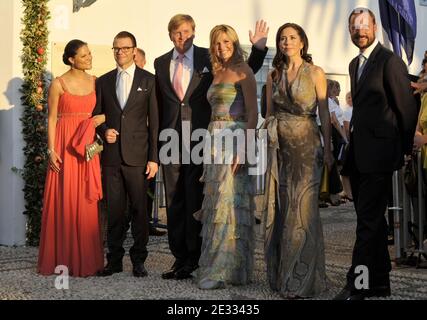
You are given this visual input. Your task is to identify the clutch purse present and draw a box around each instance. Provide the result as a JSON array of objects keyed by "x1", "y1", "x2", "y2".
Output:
[
  {"x1": 85, "y1": 134, "x2": 104, "y2": 161},
  {"x1": 319, "y1": 165, "x2": 330, "y2": 201}
]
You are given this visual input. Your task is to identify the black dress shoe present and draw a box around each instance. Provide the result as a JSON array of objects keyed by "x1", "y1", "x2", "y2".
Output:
[
  {"x1": 161, "y1": 264, "x2": 183, "y2": 279},
  {"x1": 149, "y1": 226, "x2": 167, "y2": 236},
  {"x1": 175, "y1": 265, "x2": 198, "y2": 280},
  {"x1": 367, "y1": 286, "x2": 391, "y2": 298},
  {"x1": 96, "y1": 264, "x2": 123, "y2": 277},
  {"x1": 333, "y1": 288, "x2": 365, "y2": 300},
  {"x1": 133, "y1": 264, "x2": 148, "y2": 278}
]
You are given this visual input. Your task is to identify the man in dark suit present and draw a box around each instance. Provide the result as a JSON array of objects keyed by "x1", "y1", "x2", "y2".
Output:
[
  {"x1": 155, "y1": 15, "x2": 268, "y2": 280},
  {"x1": 94, "y1": 31, "x2": 159, "y2": 277},
  {"x1": 335, "y1": 8, "x2": 418, "y2": 300}
]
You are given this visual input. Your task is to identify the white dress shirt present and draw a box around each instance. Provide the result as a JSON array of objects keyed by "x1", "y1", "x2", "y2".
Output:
[
  {"x1": 343, "y1": 106, "x2": 353, "y2": 123},
  {"x1": 328, "y1": 98, "x2": 344, "y2": 126},
  {"x1": 116, "y1": 63, "x2": 136, "y2": 108},
  {"x1": 170, "y1": 46, "x2": 194, "y2": 96},
  {"x1": 358, "y1": 39, "x2": 379, "y2": 64}
]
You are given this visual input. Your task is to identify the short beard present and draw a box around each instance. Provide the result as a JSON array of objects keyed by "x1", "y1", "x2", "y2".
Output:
[{"x1": 352, "y1": 35, "x2": 375, "y2": 50}]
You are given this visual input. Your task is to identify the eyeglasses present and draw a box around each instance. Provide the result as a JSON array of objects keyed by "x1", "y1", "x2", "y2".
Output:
[{"x1": 112, "y1": 46, "x2": 135, "y2": 53}]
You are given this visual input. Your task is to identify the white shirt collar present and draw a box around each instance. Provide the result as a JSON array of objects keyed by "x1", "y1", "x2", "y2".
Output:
[
  {"x1": 172, "y1": 45, "x2": 194, "y2": 62},
  {"x1": 359, "y1": 39, "x2": 379, "y2": 60},
  {"x1": 117, "y1": 62, "x2": 136, "y2": 75}
]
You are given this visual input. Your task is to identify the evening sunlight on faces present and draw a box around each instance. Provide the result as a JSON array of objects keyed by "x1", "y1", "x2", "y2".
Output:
[
  {"x1": 70, "y1": 45, "x2": 92, "y2": 70},
  {"x1": 279, "y1": 28, "x2": 303, "y2": 57},
  {"x1": 349, "y1": 9, "x2": 377, "y2": 50},
  {"x1": 170, "y1": 22, "x2": 195, "y2": 54},
  {"x1": 214, "y1": 33, "x2": 234, "y2": 62},
  {"x1": 113, "y1": 37, "x2": 136, "y2": 68}
]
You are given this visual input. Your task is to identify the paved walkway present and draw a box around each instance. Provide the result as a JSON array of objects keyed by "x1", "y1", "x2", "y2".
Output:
[{"x1": 1, "y1": 202, "x2": 426, "y2": 300}]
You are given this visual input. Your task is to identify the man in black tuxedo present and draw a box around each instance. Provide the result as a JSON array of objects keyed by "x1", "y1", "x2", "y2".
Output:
[
  {"x1": 335, "y1": 8, "x2": 418, "y2": 300},
  {"x1": 94, "y1": 31, "x2": 159, "y2": 277},
  {"x1": 155, "y1": 15, "x2": 268, "y2": 280}
]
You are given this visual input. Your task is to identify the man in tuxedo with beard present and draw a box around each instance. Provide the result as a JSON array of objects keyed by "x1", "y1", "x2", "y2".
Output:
[{"x1": 335, "y1": 8, "x2": 417, "y2": 300}]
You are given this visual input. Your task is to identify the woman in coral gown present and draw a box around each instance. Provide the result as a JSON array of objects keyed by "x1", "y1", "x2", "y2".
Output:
[{"x1": 38, "y1": 40, "x2": 105, "y2": 277}]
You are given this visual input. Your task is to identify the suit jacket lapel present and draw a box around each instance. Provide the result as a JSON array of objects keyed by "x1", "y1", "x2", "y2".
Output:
[
  {"x1": 108, "y1": 70, "x2": 122, "y2": 112},
  {"x1": 350, "y1": 58, "x2": 357, "y2": 99},
  {"x1": 161, "y1": 49, "x2": 180, "y2": 100},
  {"x1": 354, "y1": 43, "x2": 382, "y2": 97},
  {"x1": 183, "y1": 46, "x2": 205, "y2": 101}
]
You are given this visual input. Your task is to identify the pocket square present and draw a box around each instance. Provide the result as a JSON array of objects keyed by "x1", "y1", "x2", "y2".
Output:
[
  {"x1": 137, "y1": 87, "x2": 143, "y2": 92},
  {"x1": 201, "y1": 67, "x2": 210, "y2": 74}
]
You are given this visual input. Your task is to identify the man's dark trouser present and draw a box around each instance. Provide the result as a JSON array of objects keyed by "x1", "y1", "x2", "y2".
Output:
[
  {"x1": 103, "y1": 165, "x2": 149, "y2": 267},
  {"x1": 346, "y1": 166, "x2": 392, "y2": 291}
]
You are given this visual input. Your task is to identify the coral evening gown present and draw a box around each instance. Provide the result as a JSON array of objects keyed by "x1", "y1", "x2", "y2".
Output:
[{"x1": 37, "y1": 77, "x2": 104, "y2": 277}]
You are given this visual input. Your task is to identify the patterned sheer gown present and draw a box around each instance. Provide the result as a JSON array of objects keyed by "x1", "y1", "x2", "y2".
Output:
[
  {"x1": 194, "y1": 83, "x2": 255, "y2": 287},
  {"x1": 262, "y1": 62, "x2": 327, "y2": 297}
]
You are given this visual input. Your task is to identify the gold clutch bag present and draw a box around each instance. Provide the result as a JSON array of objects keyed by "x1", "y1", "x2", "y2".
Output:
[
  {"x1": 319, "y1": 165, "x2": 329, "y2": 201},
  {"x1": 85, "y1": 134, "x2": 104, "y2": 161}
]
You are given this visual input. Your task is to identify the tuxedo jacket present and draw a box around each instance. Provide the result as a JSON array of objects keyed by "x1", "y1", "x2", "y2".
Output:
[
  {"x1": 93, "y1": 66, "x2": 159, "y2": 167},
  {"x1": 154, "y1": 45, "x2": 267, "y2": 136},
  {"x1": 347, "y1": 43, "x2": 417, "y2": 173}
]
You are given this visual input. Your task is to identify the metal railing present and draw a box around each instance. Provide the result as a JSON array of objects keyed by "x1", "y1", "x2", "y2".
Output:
[{"x1": 390, "y1": 150, "x2": 427, "y2": 268}]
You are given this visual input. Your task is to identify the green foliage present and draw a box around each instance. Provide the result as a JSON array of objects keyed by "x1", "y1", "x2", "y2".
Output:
[{"x1": 20, "y1": 0, "x2": 50, "y2": 246}]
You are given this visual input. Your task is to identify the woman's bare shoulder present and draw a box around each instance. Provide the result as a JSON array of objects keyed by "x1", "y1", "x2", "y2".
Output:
[{"x1": 233, "y1": 62, "x2": 253, "y2": 76}]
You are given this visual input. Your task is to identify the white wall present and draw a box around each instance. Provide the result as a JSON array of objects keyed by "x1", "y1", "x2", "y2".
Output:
[
  {"x1": 0, "y1": 0, "x2": 26, "y2": 246},
  {"x1": 47, "y1": 0, "x2": 381, "y2": 74},
  {"x1": 46, "y1": 0, "x2": 426, "y2": 72},
  {"x1": 46, "y1": 0, "x2": 426, "y2": 98}
]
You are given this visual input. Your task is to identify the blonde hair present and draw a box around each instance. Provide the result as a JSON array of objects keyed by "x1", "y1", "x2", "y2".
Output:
[
  {"x1": 209, "y1": 25, "x2": 246, "y2": 74},
  {"x1": 168, "y1": 14, "x2": 196, "y2": 34}
]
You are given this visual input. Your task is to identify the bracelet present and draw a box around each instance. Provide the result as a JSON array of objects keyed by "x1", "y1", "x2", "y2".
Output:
[{"x1": 47, "y1": 149, "x2": 54, "y2": 156}]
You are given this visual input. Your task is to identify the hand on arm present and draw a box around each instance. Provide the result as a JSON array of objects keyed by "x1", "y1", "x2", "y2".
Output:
[
  {"x1": 91, "y1": 114, "x2": 105, "y2": 128},
  {"x1": 411, "y1": 81, "x2": 427, "y2": 95}
]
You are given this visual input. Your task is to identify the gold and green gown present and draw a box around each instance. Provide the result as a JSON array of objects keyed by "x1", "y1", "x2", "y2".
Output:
[
  {"x1": 262, "y1": 62, "x2": 327, "y2": 297},
  {"x1": 194, "y1": 83, "x2": 255, "y2": 286}
]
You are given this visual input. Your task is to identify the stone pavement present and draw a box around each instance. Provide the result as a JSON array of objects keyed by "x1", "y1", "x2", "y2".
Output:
[{"x1": 0, "y1": 202, "x2": 426, "y2": 300}]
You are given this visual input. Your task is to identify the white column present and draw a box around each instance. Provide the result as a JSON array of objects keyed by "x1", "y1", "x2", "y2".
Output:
[{"x1": 0, "y1": 0, "x2": 26, "y2": 246}]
